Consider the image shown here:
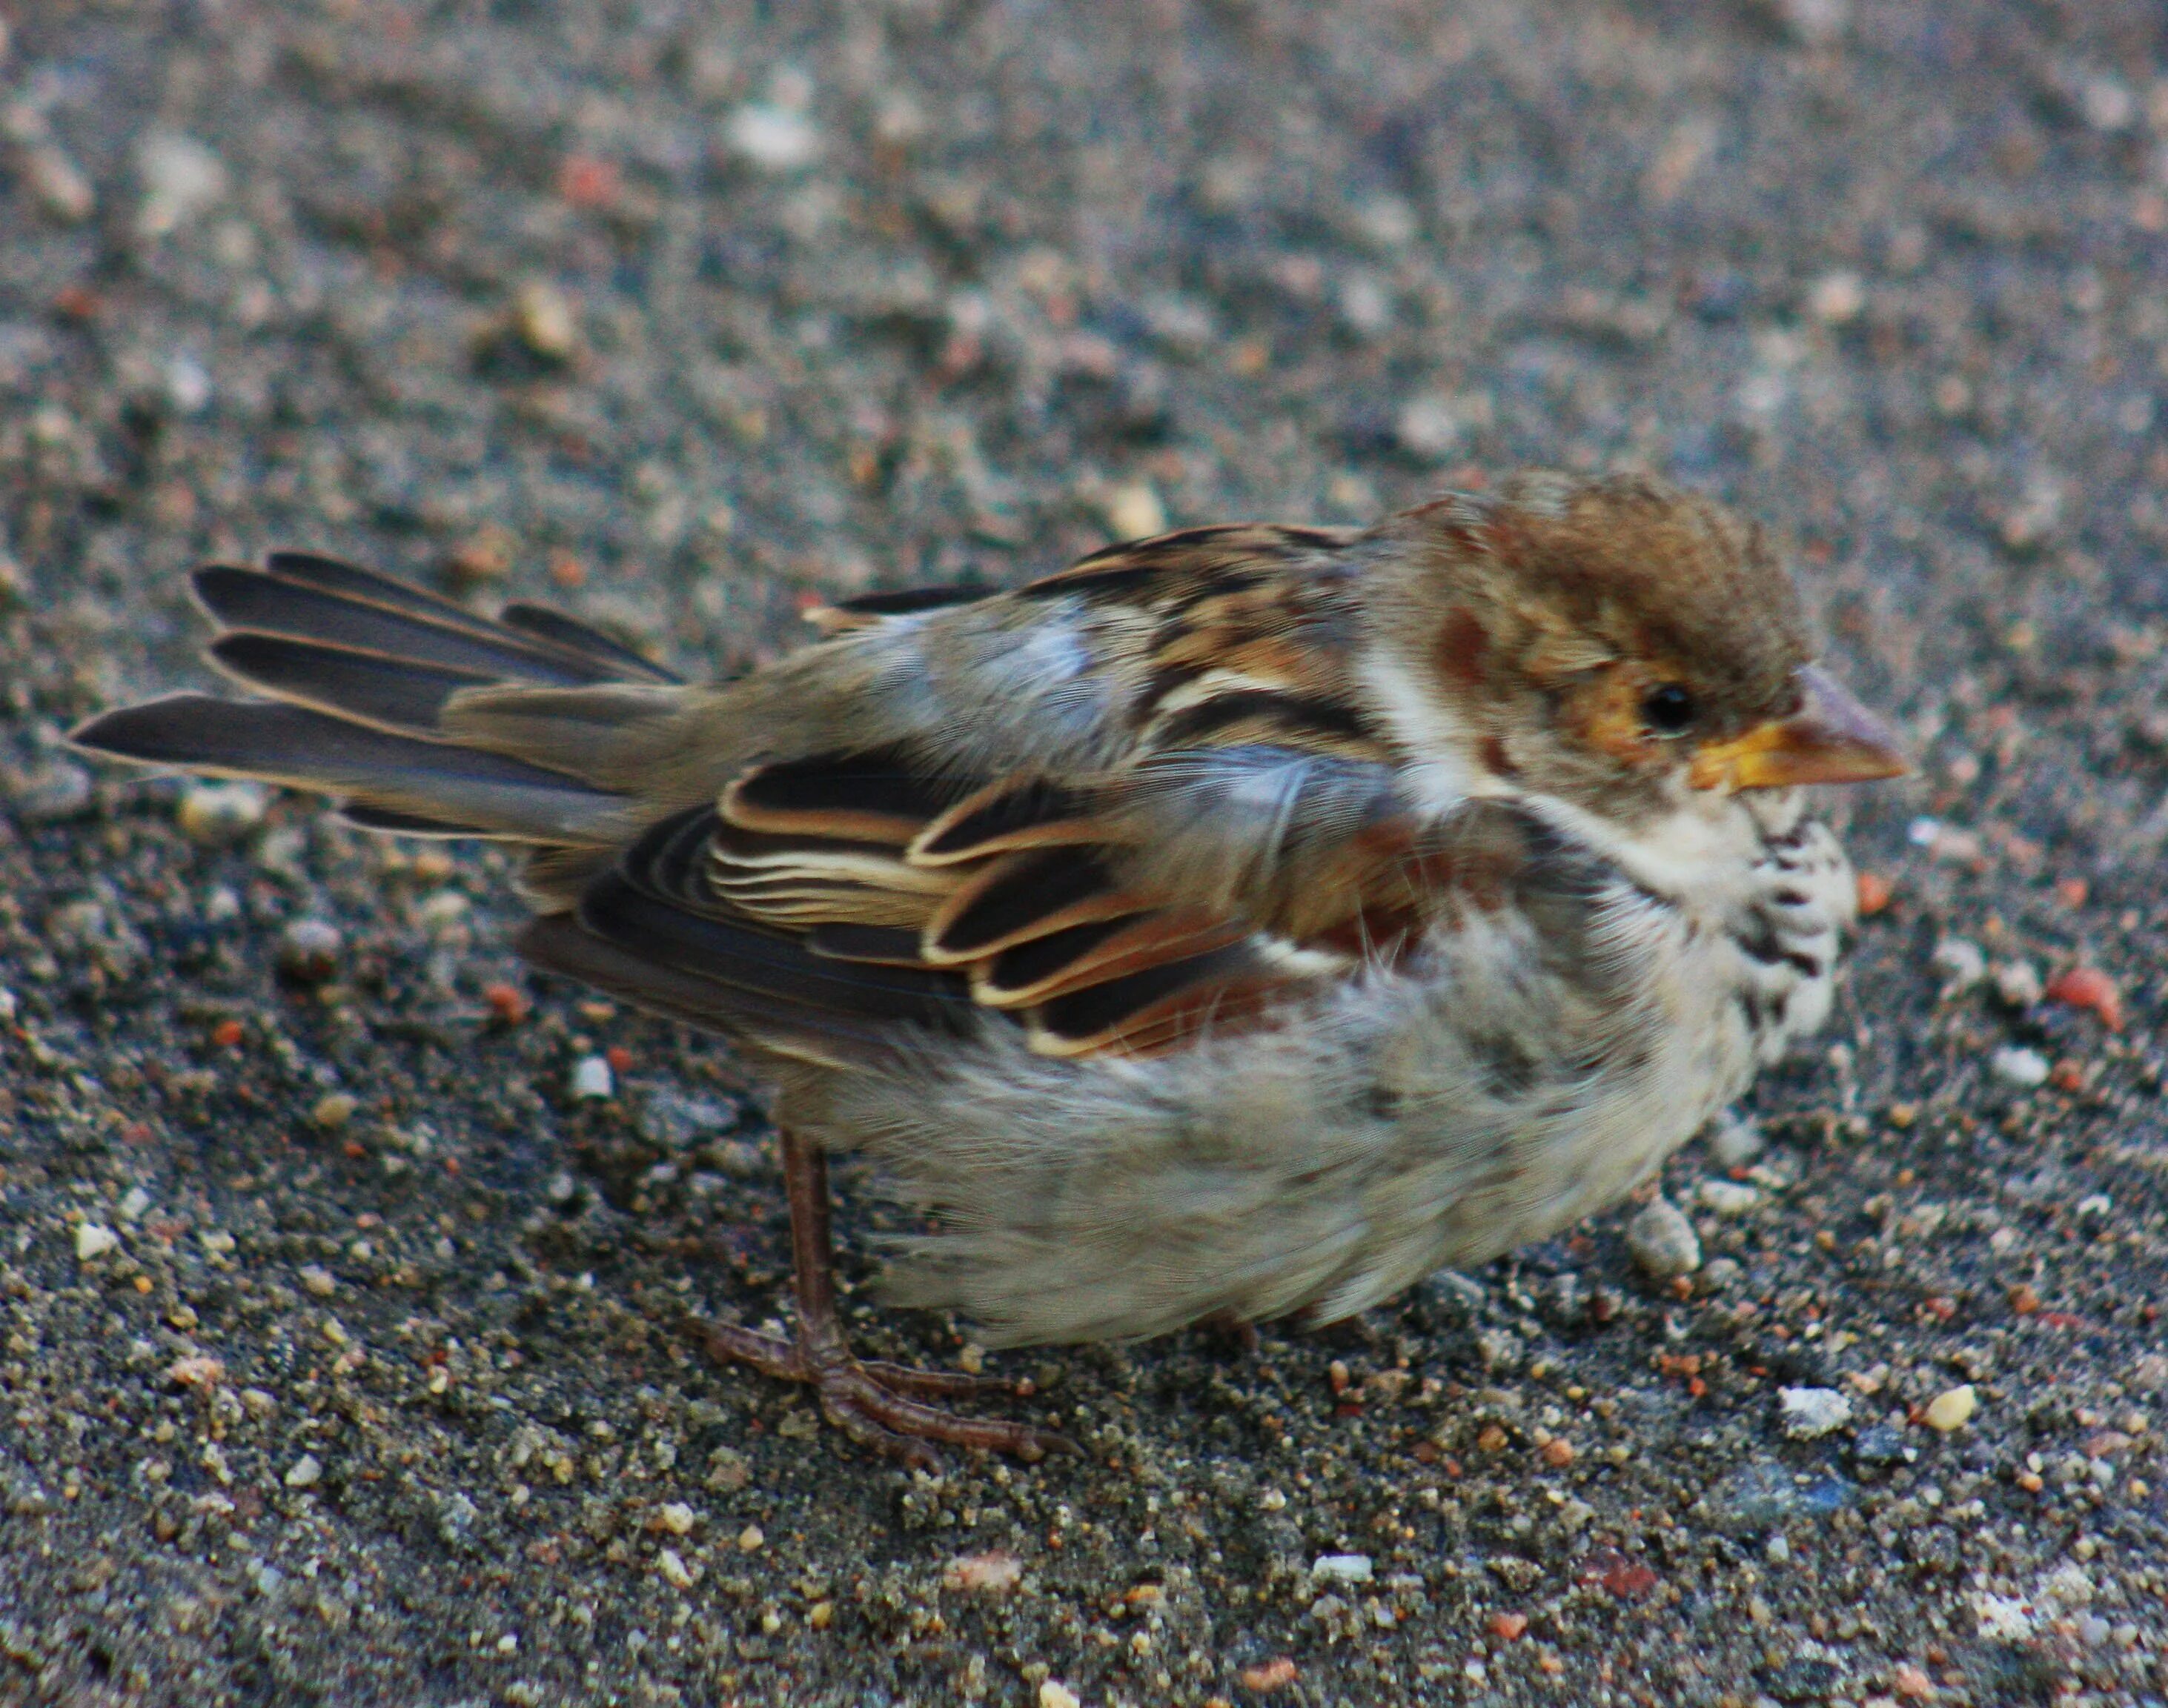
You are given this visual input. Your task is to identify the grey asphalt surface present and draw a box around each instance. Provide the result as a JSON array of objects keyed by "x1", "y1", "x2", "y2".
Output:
[{"x1": 4, "y1": 1, "x2": 2168, "y2": 1704}]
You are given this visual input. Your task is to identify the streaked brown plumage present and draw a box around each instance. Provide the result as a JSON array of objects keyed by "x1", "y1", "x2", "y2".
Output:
[{"x1": 73, "y1": 470, "x2": 1906, "y2": 1463}]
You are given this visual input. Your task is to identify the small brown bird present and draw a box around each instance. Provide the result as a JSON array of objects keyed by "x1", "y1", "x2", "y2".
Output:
[{"x1": 73, "y1": 471, "x2": 1905, "y2": 1463}]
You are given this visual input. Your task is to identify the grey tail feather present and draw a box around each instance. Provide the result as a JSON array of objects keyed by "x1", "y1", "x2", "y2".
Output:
[
  {"x1": 208, "y1": 632, "x2": 497, "y2": 737},
  {"x1": 67, "y1": 546, "x2": 694, "y2": 840},
  {"x1": 193, "y1": 565, "x2": 615, "y2": 688},
  {"x1": 70, "y1": 551, "x2": 682, "y2": 842},
  {"x1": 260, "y1": 552, "x2": 680, "y2": 682},
  {"x1": 70, "y1": 694, "x2": 631, "y2": 843}
]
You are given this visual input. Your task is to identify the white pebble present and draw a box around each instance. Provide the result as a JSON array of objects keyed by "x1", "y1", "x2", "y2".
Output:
[
  {"x1": 1099, "y1": 481, "x2": 1167, "y2": 541},
  {"x1": 24, "y1": 143, "x2": 96, "y2": 223},
  {"x1": 1708, "y1": 1109, "x2": 1765, "y2": 1168},
  {"x1": 1774, "y1": 0, "x2": 1850, "y2": 45},
  {"x1": 1311, "y1": 1552, "x2": 1374, "y2": 1584},
  {"x1": 1992, "y1": 960, "x2": 2043, "y2": 1008},
  {"x1": 1975, "y1": 1592, "x2": 2034, "y2": 1641},
  {"x1": 1394, "y1": 393, "x2": 1474, "y2": 462},
  {"x1": 165, "y1": 353, "x2": 212, "y2": 416},
  {"x1": 1697, "y1": 1178, "x2": 1762, "y2": 1216},
  {"x1": 726, "y1": 103, "x2": 822, "y2": 171},
  {"x1": 1626, "y1": 1197, "x2": 1701, "y2": 1278},
  {"x1": 177, "y1": 780, "x2": 268, "y2": 845},
  {"x1": 135, "y1": 131, "x2": 228, "y2": 239},
  {"x1": 514, "y1": 279, "x2": 580, "y2": 359},
  {"x1": 276, "y1": 918, "x2": 343, "y2": 982},
  {"x1": 655, "y1": 1501, "x2": 696, "y2": 1535},
  {"x1": 1906, "y1": 815, "x2": 1941, "y2": 847},
  {"x1": 1038, "y1": 1685, "x2": 1081, "y2": 1708},
  {"x1": 571, "y1": 1056, "x2": 614, "y2": 1100},
  {"x1": 1779, "y1": 1386, "x2": 1854, "y2": 1439},
  {"x1": 656, "y1": 1548, "x2": 696, "y2": 1589},
  {"x1": 1990, "y1": 1046, "x2": 2050, "y2": 1089},
  {"x1": 1930, "y1": 937, "x2": 1986, "y2": 991},
  {"x1": 73, "y1": 1223, "x2": 119, "y2": 1261},
  {"x1": 284, "y1": 1453, "x2": 322, "y2": 1489},
  {"x1": 1764, "y1": 1534, "x2": 1792, "y2": 1564},
  {"x1": 1925, "y1": 1384, "x2": 1977, "y2": 1432},
  {"x1": 1806, "y1": 270, "x2": 1864, "y2": 325},
  {"x1": 119, "y1": 1186, "x2": 151, "y2": 1223}
]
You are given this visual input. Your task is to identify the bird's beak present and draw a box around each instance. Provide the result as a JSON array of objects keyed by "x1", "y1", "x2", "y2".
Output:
[{"x1": 1688, "y1": 665, "x2": 1909, "y2": 792}]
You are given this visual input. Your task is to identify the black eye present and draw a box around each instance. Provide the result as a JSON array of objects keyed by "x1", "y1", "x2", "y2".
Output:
[{"x1": 1642, "y1": 683, "x2": 1697, "y2": 734}]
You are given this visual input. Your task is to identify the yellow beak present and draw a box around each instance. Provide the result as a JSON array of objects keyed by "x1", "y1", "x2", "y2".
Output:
[{"x1": 1688, "y1": 665, "x2": 1909, "y2": 792}]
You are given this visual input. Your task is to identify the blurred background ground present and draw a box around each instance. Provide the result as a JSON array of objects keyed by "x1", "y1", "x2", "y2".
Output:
[{"x1": 3, "y1": 1, "x2": 2168, "y2": 1704}]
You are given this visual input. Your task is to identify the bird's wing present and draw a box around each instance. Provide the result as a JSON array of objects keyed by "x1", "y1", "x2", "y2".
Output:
[
  {"x1": 530, "y1": 524, "x2": 1463, "y2": 1066},
  {"x1": 530, "y1": 742, "x2": 1435, "y2": 1067}
]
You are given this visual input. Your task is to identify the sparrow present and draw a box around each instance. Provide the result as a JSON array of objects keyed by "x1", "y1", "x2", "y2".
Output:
[{"x1": 72, "y1": 470, "x2": 1906, "y2": 1464}]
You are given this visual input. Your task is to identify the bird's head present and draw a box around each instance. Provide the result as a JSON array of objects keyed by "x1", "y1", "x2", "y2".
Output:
[{"x1": 1364, "y1": 469, "x2": 1908, "y2": 825}]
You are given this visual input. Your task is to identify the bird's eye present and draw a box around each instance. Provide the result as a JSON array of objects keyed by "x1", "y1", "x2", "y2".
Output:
[{"x1": 1642, "y1": 683, "x2": 1697, "y2": 734}]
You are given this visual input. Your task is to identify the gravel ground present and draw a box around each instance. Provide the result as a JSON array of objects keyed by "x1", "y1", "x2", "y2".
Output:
[{"x1": 4, "y1": 1, "x2": 2168, "y2": 1704}]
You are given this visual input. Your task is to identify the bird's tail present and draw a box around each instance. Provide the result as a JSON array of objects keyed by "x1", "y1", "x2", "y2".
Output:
[{"x1": 70, "y1": 552, "x2": 689, "y2": 859}]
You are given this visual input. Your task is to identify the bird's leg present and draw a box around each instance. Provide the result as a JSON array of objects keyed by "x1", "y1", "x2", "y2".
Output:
[{"x1": 689, "y1": 1131, "x2": 1073, "y2": 1467}]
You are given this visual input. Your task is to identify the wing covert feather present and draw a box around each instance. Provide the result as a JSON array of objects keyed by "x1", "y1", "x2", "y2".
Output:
[{"x1": 540, "y1": 525, "x2": 1450, "y2": 1061}]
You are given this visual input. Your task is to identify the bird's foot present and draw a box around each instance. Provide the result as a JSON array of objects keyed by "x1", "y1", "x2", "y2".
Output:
[{"x1": 688, "y1": 1314, "x2": 1075, "y2": 1469}]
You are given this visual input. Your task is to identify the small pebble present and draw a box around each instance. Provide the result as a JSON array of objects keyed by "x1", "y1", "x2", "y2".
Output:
[
  {"x1": 513, "y1": 280, "x2": 580, "y2": 360},
  {"x1": 276, "y1": 918, "x2": 343, "y2": 983},
  {"x1": 1038, "y1": 1684, "x2": 1081, "y2": 1708},
  {"x1": 2045, "y1": 966, "x2": 2123, "y2": 1030},
  {"x1": 726, "y1": 103, "x2": 822, "y2": 171},
  {"x1": 311, "y1": 1093, "x2": 357, "y2": 1130},
  {"x1": 656, "y1": 1549, "x2": 695, "y2": 1589},
  {"x1": 571, "y1": 1056, "x2": 614, "y2": 1100},
  {"x1": 1708, "y1": 1109, "x2": 1765, "y2": 1167},
  {"x1": 135, "y1": 130, "x2": 228, "y2": 238},
  {"x1": 299, "y1": 1265, "x2": 336, "y2": 1297},
  {"x1": 24, "y1": 143, "x2": 96, "y2": 223},
  {"x1": 1780, "y1": 1386, "x2": 1854, "y2": 1439},
  {"x1": 654, "y1": 1502, "x2": 696, "y2": 1535},
  {"x1": 1395, "y1": 393, "x2": 1482, "y2": 461},
  {"x1": 10, "y1": 760, "x2": 93, "y2": 823},
  {"x1": 444, "y1": 528, "x2": 514, "y2": 587},
  {"x1": 1991, "y1": 959, "x2": 2043, "y2": 1008},
  {"x1": 177, "y1": 780, "x2": 267, "y2": 845},
  {"x1": 1626, "y1": 1197, "x2": 1701, "y2": 1278},
  {"x1": 1764, "y1": 1535, "x2": 1791, "y2": 1564},
  {"x1": 1697, "y1": 1178, "x2": 1761, "y2": 1216},
  {"x1": 74, "y1": 1223, "x2": 119, "y2": 1261},
  {"x1": 1989, "y1": 1046, "x2": 2049, "y2": 1089},
  {"x1": 284, "y1": 1454, "x2": 322, "y2": 1489},
  {"x1": 943, "y1": 1551, "x2": 1024, "y2": 1595},
  {"x1": 1924, "y1": 1384, "x2": 1977, "y2": 1432},
  {"x1": 1976, "y1": 1593, "x2": 2033, "y2": 1641},
  {"x1": 1098, "y1": 481, "x2": 1167, "y2": 540},
  {"x1": 1310, "y1": 1553, "x2": 1373, "y2": 1584},
  {"x1": 1806, "y1": 269, "x2": 1865, "y2": 324},
  {"x1": 737, "y1": 1523, "x2": 764, "y2": 1552},
  {"x1": 1930, "y1": 936, "x2": 1986, "y2": 991}
]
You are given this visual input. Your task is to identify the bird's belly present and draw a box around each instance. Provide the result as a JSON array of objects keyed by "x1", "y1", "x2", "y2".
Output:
[{"x1": 834, "y1": 821, "x2": 1848, "y2": 1346}]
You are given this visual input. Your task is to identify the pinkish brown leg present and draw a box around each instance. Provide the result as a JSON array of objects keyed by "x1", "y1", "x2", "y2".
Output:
[{"x1": 689, "y1": 1133, "x2": 1074, "y2": 1468}]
